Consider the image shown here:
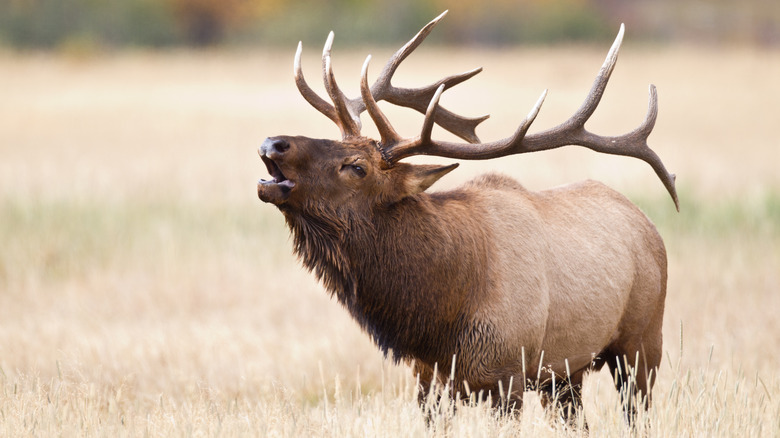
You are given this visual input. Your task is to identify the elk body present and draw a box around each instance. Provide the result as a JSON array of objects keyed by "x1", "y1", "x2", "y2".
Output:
[{"x1": 257, "y1": 11, "x2": 677, "y2": 424}]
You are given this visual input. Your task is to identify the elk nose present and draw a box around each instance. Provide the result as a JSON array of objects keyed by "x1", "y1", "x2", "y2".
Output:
[{"x1": 260, "y1": 137, "x2": 290, "y2": 156}]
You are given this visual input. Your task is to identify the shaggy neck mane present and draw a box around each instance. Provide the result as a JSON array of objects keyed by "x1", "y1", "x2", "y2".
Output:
[
  {"x1": 283, "y1": 205, "x2": 359, "y2": 304},
  {"x1": 282, "y1": 192, "x2": 488, "y2": 364}
]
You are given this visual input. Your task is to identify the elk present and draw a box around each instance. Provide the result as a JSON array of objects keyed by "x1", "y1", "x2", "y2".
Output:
[{"x1": 256, "y1": 11, "x2": 677, "y2": 425}]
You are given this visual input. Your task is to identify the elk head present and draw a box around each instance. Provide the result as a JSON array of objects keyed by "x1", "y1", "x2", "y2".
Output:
[
  {"x1": 257, "y1": 134, "x2": 458, "y2": 214},
  {"x1": 257, "y1": 11, "x2": 679, "y2": 215}
]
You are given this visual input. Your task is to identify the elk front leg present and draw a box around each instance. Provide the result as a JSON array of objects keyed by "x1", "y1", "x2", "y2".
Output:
[{"x1": 539, "y1": 369, "x2": 588, "y2": 429}]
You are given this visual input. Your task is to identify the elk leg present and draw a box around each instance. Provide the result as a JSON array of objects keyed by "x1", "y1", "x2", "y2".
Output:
[
  {"x1": 411, "y1": 361, "x2": 456, "y2": 426},
  {"x1": 637, "y1": 301, "x2": 664, "y2": 410},
  {"x1": 539, "y1": 370, "x2": 587, "y2": 429},
  {"x1": 487, "y1": 380, "x2": 524, "y2": 419},
  {"x1": 412, "y1": 360, "x2": 435, "y2": 408},
  {"x1": 606, "y1": 351, "x2": 644, "y2": 425},
  {"x1": 605, "y1": 345, "x2": 661, "y2": 425},
  {"x1": 606, "y1": 302, "x2": 663, "y2": 425}
]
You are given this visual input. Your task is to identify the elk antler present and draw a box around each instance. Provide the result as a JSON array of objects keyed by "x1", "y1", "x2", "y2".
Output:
[
  {"x1": 294, "y1": 10, "x2": 488, "y2": 143},
  {"x1": 364, "y1": 24, "x2": 679, "y2": 211}
]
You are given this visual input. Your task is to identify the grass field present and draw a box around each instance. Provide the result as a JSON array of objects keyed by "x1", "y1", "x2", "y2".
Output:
[{"x1": 1, "y1": 42, "x2": 779, "y2": 436}]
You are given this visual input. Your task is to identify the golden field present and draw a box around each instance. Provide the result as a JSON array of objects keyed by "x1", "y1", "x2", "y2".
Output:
[{"x1": 0, "y1": 42, "x2": 779, "y2": 436}]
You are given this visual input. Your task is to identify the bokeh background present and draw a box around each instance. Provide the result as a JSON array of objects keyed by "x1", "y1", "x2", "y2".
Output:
[
  {"x1": 2, "y1": 0, "x2": 779, "y2": 49},
  {"x1": 1, "y1": 0, "x2": 779, "y2": 436}
]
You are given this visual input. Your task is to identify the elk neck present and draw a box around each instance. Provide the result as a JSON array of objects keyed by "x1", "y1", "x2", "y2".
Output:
[{"x1": 282, "y1": 189, "x2": 491, "y2": 364}]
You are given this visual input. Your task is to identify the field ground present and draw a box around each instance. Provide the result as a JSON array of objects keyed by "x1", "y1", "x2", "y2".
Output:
[{"x1": 0, "y1": 43, "x2": 779, "y2": 436}]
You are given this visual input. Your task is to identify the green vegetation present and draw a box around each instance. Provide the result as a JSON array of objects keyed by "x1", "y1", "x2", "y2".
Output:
[
  {"x1": 2, "y1": 190, "x2": 776, "y2": 286},
  {"x1": 0, "y1": 0, "x2": 178, "y2": 49},
  {"x1": 2, "y1": 0, "x2": 778, "y2": 49},
  {"x1": 633, "y1": 188, "x2": 780, "y2": 238},
  {"x1": 0, "y1": 195, "x2": 288, "y2": 287},
  {"x1": 2, "y1": 173, "x2": 777, "y2": 290}
]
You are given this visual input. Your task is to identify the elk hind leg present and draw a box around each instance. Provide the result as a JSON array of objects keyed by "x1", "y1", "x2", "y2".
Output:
[{"x1": 606, "y1": 330, "x2": 662, "y2": 424}]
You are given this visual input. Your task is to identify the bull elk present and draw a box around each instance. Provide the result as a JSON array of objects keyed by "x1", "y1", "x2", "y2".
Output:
[{"x1": 256, "y1": 11, "x2": 677, "y2": 425}]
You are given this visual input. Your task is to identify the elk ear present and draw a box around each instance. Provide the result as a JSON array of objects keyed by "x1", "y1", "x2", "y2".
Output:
[{"x1": 403, "y1": 163, "x2": 459, "y2": 196}]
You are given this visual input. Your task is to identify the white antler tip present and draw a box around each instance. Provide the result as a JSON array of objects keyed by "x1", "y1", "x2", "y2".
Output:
[
  {"x1": 613, "y1": 24, "x2": 625, "y2": 50},
  {"x1": 602, "y1": 24, "x2": 624, "y2": 72},
  {"x1": 294, "y1": 42, "x2": 303, "y2": 72},
  {"x1": 529, "y1": 89, "x2": 548, "y2": 118},
  {"x1": 361, "y1": 55, "x2": 372, "y2": 76},
  {"x1": 614, "y1": 24, "x2": 625, "y2": 49},
  {"x1": 426, "y1": 84, "x2": 445, "y2": 116},
  {"x1": 323, "y1": 31, "x2": 335, "y2": 56}
]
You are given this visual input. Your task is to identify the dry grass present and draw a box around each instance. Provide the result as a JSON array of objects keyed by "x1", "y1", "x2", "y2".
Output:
[{"x1": 1, "y1": 43, "x2": 779, "y2": 436}]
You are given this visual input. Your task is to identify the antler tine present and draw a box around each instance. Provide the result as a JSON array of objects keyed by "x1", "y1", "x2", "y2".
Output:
[
  {"x1": 524, "y1": 24, "x2": 679, "y2": 210},
  {"x1": 561, "y1": 23, "x2": 624, "y2": 128},
  {"x1": 362, "y1": 45, "x2": 447, "y2": 155},
  {"x1": 294, "y1": 41, "x2": 339, "y2": 125},
  {"x1": 295, "y1": 38, "x2": 361, "y2": 137},
  {"x1": 292, "y1": 11, "x2": 487, "y2": 142},
  {"x1": 361, "y1": 55, "x2": 402, "y2": 146},
  {"x1": 322, "y1": 32, "x2": 362, "y2": 138},
  {"x1": 420, "y1": 84, "x2": 446, "y2": 145},
  {"x1": 374, "y1": 10, "x2": 448, "y2": 84},
  {"x1": 361, "y1": 57, "x2": 450, "y2": 154},
  {"x1": 383, "y1": 24, "x2": 679, "y2": 210},
  {"x1": 369, "y1": 10, "x2": 490, "y2": 143},
  {"x1": 385, "y1": 89, "x2": 547, "y2": 161},
  {"x1": 379, "y1": 69, "x2": 489, "y2": 143},
  {"x1": 371, "y1": 83, "x2": 446, "y2": 158},
  {"x1": 632, "y1": 85, "x2": 680, "y2": 210}
]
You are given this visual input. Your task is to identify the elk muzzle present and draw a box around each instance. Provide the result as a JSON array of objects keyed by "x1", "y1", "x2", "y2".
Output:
[{"x1": 258, "y1": 137, "x2": 295, "y2": 205}]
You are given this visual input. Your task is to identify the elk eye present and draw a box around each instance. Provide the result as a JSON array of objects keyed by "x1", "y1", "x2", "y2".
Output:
[
  {"x1": 350, "y1": 165, "x2": 367, "y2": 178},
  {"x1": 342, "y1": 163, "x2": 367, "y2": 178}
]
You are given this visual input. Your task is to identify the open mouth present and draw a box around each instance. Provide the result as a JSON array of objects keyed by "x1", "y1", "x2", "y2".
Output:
[
  {"x1": 260, "y1": 156, "x2": 295, "y2": 190},
  {"x1": 258, "y1": 154, "x2": 295, "y2": 204}
]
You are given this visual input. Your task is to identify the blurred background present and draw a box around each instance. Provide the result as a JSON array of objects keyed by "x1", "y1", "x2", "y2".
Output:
[{"x1": 1, "y1": 0, "x2": 779, "y2": 51}]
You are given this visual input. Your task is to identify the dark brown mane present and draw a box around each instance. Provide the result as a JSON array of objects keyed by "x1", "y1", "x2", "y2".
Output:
[
  {"x1": 284, "y1": 207, "x2": 356, "y2": 302},
  {"x1": 286, "y1": 189, "x2": 490, "y2": 363}
]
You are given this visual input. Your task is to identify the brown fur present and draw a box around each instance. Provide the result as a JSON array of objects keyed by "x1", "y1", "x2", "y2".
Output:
[{"x1": 257, "y1": 135, "x2": 667, "y2": 422}]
